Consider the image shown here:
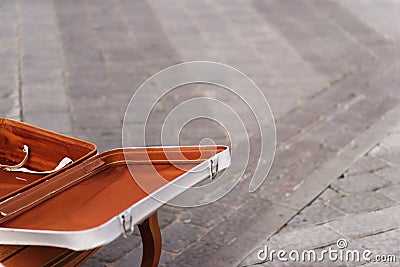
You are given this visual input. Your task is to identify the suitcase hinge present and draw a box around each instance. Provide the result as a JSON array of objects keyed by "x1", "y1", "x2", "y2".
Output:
[{"x1": 119, "y1": 208, "x2": 135, "y2": 238}]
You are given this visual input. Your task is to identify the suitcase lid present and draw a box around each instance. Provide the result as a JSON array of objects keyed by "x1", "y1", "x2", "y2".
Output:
[
  {"x1": 0, "y1": 118, "x2": 97, "y2": 201},
  {"x1": 0, "y1": 145, "x2": 230, "y2": 251}
]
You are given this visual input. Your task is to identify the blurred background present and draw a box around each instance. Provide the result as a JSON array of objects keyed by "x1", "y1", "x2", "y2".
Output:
[{"x1": 1, "y1": 0, "x2": 400, "y2": 266}]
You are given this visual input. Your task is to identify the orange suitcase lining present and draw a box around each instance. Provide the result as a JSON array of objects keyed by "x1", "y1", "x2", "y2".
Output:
[
  {"x1": 1, "y1": 147, "x2": 225, "y2": 232},
  {"x1": 0, "y1": 118, "x2": 97, "y2": 201}
]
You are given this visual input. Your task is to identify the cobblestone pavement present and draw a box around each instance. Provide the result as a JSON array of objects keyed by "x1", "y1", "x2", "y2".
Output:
[
  {"x1": 241, "y1": 119, "x2": 400, "y2": 267},
  {"x1": 0, "y1": 0, "x2": 399, "y2": 266}
]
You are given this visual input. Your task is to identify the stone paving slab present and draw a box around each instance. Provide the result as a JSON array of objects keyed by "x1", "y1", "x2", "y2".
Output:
[{"x1": 242, "y1": 113, "x2": 400, "y2": 266}]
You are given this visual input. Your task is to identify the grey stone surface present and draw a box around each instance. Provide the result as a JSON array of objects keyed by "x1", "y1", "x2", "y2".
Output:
[
  {"x1": 348, "y1": 229, "x2": 400, "y2": 264},
  {"x1": 345, "y1": 155, "x2": 389, "y2": 176},
  {"x1": 269, "y1": 224, "x2": 342, "y2": 250},
  {"x1": 204, "y1": 198, "x2": 276, "y2": 247},
  {"x1": 331, "y1": 173, "x2": 390, "y2": 194},
  {"x1": 91, "y1": 235, "x2": 141, "y2": 264},
  {"x1": 82, "y1": 259, "x2": 107, "y2": 267},
  {"x1": 375, "y1": 165, "x2": 400, "y2": 184},
  {"x1": 164, "y1": 242, "x2": 219, "y2": 267},
  {"x1": 318, "y1": 187, "x2": 345, "y2": 203},
  {"x1": 247, "y1": 125, "x2": 400, "y2": 267},
  {"x1": 157, "y1": 208, "x2": 178, "y2": 230},
  {"x1": 161, "y1": 222, "x2": 204, "y2": 253},
  {"x1": 288, "y1": 201, "x2": 343, "y2": 228},
  {"x1": 380, "y1": 205, "x2": 400, "y2": 226},
  {"x1": 179, "y1": 202, "x2": 233, "y2": 229},
  {"x1": 116, "y1": 246, "x2": 173, "y2": 267},
  {"x1": 377, "y1": 184, "x2": 400, "y2": 202},
  {"x1": 326, "y1": 212, "x2": 397, "y2": 239},
  {"x1": 238, "y1": 241, "x2": 280, "y2": 266},
  {"x1": 329, "y1": 191, "x2": 394, "y2": 214}
]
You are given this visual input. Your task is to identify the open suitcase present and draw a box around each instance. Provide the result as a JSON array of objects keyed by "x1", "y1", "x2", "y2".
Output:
[{"x1": 0, "y1": 118, "x2": 230, "y2": 266}]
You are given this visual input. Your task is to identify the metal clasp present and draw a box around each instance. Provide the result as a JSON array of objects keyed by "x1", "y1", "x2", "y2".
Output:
[
  {"x1": 119, "y1": 210, "x2": 135, "y2": 238},
  {"x1": 210, "y1": 157, "x2": 219, "y2": 180}
]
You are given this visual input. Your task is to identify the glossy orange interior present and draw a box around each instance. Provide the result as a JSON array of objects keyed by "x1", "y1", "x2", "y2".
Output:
[
  {"x1": 1, "y1": 146, "x2": 226, "y2": 231},
  {"x1": 0, "y1": 119, "x2": 97, "y2": 200}
]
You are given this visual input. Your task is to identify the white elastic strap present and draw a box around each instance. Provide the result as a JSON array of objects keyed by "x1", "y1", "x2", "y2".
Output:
[
  {"x1": 5, "y1": 157, "x2": 73, "y2": 174},
  {"x1": 0, "y1": 145, "x2": 29, "y2": 170}
]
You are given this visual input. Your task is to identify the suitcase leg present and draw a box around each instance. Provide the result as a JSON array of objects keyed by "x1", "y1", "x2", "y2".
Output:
[{"x1": 138, "y1": 212, "x2": 162, "y2": 267}]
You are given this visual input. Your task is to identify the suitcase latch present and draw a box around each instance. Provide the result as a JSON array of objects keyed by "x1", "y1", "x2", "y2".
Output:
[
  {"x1": 210, "y1": 157, "x2": 219, "y2": 180},
  {"x1": 119, "y1": 209, "x2": 135, "y2": 238}
]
